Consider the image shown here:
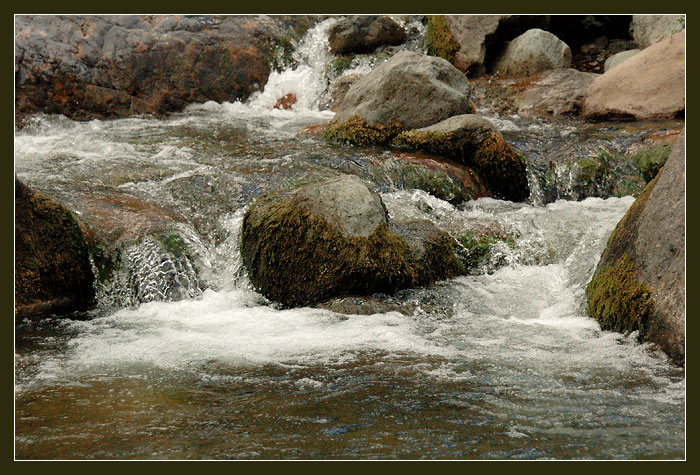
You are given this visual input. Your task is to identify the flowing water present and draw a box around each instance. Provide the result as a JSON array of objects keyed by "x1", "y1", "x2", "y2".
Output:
[{"x1": 14, "y1": 19, "x2": 685, "y2": 460}]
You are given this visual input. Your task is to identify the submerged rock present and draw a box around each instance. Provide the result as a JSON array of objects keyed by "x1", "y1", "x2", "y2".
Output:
[
  {"x1": 15, "y1": 179, "x2": 95, "y2": 319},
  {"x1": 332, "y1": 50, "x2": 473, "y2": 131},
  {"x1": 240, "y1": 175, "x2": 464, "y2": 307},
  {"x1": 582, "y1": 30, "x2": 685, "y2": 121},
  {"x1": 391, "y1": 115, "x2": 529, "y2": 202},
  {"x1": 328, "y1": 16, "x2": 407, "y2": 55},
  {"x1": 586, "y1": 130, "x2": 685, "y2": 366},
  {"x1": 492, "y1": 29, "x2": 572, "y2": 78}
]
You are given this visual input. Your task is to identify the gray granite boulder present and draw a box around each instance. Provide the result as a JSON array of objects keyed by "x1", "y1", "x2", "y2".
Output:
[
  {"x1": 603, "y1": 49, "x2": 641, "y2": 72},
  {"x1": 492, "y1": 29, "x2": 572, "y2": 78},
  {"x1": 630, "y1": 15, "x2": 685, "y2": 49}
]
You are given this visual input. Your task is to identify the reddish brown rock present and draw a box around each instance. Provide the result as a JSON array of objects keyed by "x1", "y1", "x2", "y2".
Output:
[
  {"x1": 274, "y1": 93, "x2": 297, "y2": 110},
  {"x1": 582, "y1": 30, "x2": 685, "y2": 121}
]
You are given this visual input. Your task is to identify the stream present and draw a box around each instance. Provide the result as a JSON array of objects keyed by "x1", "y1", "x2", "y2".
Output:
[{"x1": 14, "y1": 18, "x2": 685, "y2": 460}]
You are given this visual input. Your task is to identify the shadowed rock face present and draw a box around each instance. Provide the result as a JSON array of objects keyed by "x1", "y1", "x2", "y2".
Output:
[
  {"x1": 15, "y1": 15, "x2": 300, "y2": 121},
  {"x1": 240, "y1": 175, "x2": 464, "y2": 307},
  {"x1": 15, "y1": 179, "x2": 95, "y2": 319},
  {"x1": 328, "y1": 16, "x2": 407, "y2": 55},
  {"x1": 586, "y1": 130, "x2": 685, "y2": 366}
]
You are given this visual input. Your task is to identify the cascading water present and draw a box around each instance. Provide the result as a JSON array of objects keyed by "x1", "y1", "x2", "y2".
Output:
[{"x1": 14, "y1": 19, "x2": 684, "y2": 460}]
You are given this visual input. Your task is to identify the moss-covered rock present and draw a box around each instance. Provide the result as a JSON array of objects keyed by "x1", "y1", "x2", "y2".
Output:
[
  {"x1": 586, "y1": 129, "x2": 685, "y2": 366},
  {"x1": 391, "y1": 114, "x2": 529, "y2": 202},
  {"x1": 15, "y1": 179, "x2": 95, "y2": 319},
  {"x1": 240, "y1": 175, "x2": 464, "y2": 307},
  {"x1": 323, "y1": 115, "x2": 406, "y2": 146},
  {"x1": 424, "y1": 15, "x2": 461, "y2": 64}
]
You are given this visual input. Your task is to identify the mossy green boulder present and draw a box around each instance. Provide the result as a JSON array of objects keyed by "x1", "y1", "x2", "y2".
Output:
[
  {"x1": 586, "y1": 129, "x2": 685, "y2": 366},
  {"x1": 391, "y1": 114, "x2": 529, "y2": 202},
  {"x1": 15, "y1": 179, "x2": 95, "y2": 319},
  {"x1": 240, "y1": 175, "x2": 464, "y2": 307}
]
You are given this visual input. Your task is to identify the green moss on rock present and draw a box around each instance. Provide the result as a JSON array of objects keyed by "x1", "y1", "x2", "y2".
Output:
[
  {"x1": 15, "y1": 179, "x2": 96, "y2": 319},
  {"x1": 586, "y1": 254, "x2": 654, "y2": 336},
  {"x1": 424, "y1": 16, "x2": 460, "y2": 65},
  {"x1": 392, "y1": 127, "x2": 529, "y2": 202},
  {"x1": 323, "y1": 115, "x2": 407, "y2": 146}
]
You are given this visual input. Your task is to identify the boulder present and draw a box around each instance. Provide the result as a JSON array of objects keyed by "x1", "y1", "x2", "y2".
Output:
[
  {"x1": 424, "y1": 15, "x2": 550, "y2": 76},
  {"x1": 603, "y1": 49, "x2": 640, "y2": 72},
  {"x1": 630, "y1": 15, "x2": 685, "y2": 49},
  {"x1": 582, "y1": 30, "x2": 685, "y2": 121},
  {"x1": 15, "y1": 179, "x2": 95, "y2": 319},
  {"x1": 515, "y1": 68, "x2": 599, "y2": 116},
  {"x1": 328, "y1": 73, "x2": 365, "y2": 112},
  {"x1": 391, "y1": 114, "x2": 529, "y2": 202},
  {"x1": 586, "y1": 130, "x2": 685, "y2": 366},
  {"x1": 328, "y1": 16, "x2": 407, "y2": 55},
  {"x1": 15, "y1": 15, "x2": 300, "y2": 120},
  {"x1": 240, "y1": 175, "x2": 464, "y2": 307},
  {"x1": 331, "y1": 50, "x2": 473, "y2": 134},
  {"x1": 492, "y1": 29, "x2": 572, "y2": 78}
]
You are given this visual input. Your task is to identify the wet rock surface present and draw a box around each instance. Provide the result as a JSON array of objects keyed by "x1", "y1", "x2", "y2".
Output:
[
  {"x1": 587, "y1": 130, "x2": 685, "y2": 366},
  {"x1": 328, "y1": 16, "x2": 407, "y2": 55}
]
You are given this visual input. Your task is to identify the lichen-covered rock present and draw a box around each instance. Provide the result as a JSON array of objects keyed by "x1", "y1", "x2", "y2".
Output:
[
  {"x1": 391, "y1": 115, "x2": 529, "y2": 202},
  {"x1": 328, "y1": 16, "x2": 407, "y2": 55},
  {"x1": 15, "y1": 179, "x2": 95, "y2": 319},
  {"x1": 603, "y1": 49, "x2": 640, "y2": 72},
  {"x1": 424, "y1": 15, "x2": 550, "y2": 76},
  {"x1": 15, "y1": 15, "x2": 306, "y2": 120},
  {"x1": 582, "y1": 30, "x2": 685, "y2": 121},
  {"x1": 240, "y1": 175, "x2": 464, "y2": 307},
  {"x1": 492, "y1": 29, "x2": 572, "y2": 78},
  {"x1": 332, "y1": 51, "x2": 473, "y2": 131},
  {"x1": 586, "y1": 130, "x2": 685, "y2": 366},
  {"x1": 629, "y1": 15, "x2": 685, "y2": 49}
]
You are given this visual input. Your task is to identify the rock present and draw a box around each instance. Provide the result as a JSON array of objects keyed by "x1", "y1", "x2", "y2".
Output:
[
  {"x1": 586, "y1": 130, "x2": 685, "y2": 366},
  {"x1": 15, "y1": 179, "x2": 95, "y2": 319},
  {"x1": 328, "y1": 73, "x2": 365, "y2": 112},
  {"x1": 515, "y1": 68, "x2": 599, "y2": 116},
  {"x1": 492, "y1": 29, "x2": 572, "y2": 78},
  {"x1": 331, "y1": 50, "x2": 473, "y2": 135},
  {"x1": 328, "y1": 16, "x2": 407, "y2": 55},
  {"x1": 369, "y1": 152, "x2": 491, "y2": 204},
  {"x1": 240, "y1": 175, "x2": 464, "y2": 307},
  {"x1": 582, "y1": 30, "x2": 685, "y2": 121},
  {"x1": 15, "y1": 15, "x2": 298, "y2": 120},
  {"x1": 274, "y1": 93, "x2": 297, "y2": 110},
  {"x1": 424, "y1": 15, "x2": 550, "y2": 76},
  {"x1": 391, "y1": 114, "x2": 529, "y2": 202},
  {"x1": 603, "y1": 49, "x2": 641, "y2": 72},
  {"x1": 630, "y1": 15, "x2": 685, "y2": 49}
]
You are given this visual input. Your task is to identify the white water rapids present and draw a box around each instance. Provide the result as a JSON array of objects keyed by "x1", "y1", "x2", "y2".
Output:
[{"x1": 14, "y1": 18, "x2": 684, "y2": 460}]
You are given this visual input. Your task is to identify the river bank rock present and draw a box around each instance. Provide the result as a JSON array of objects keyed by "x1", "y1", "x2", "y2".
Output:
[
  {"x1": 492, "y1": 29, "x2": 572, "y2": 78},
  {"x1": 391, "y1": 115, "x2": 529, "y2": 202},
  {"x1": 330, "y1": 51, "x2": 473, "y2": 135},
  {"x1": 514, "y1": 68, "x2": 598, "y2": 117},
  {"x1": 424, "y1": 15, "x2": 550, "y2": 76},
  {"x1": 629, "y1": 15, "x2": 685, "y2": 49},
  {"x1": 328, "y1": 16, "x2": 407, "y2": 55},
  {"x1": 240, "y1": 175, "x2": 464, "y2": 307},
  {"x1": 586, "y1": 129, "x2": 685, "y2": 366},
  {"x1": 15, "y1": 179, "x2": 95, "y2": 319},
  {"x1": 15, "y1": 15, "x2": 305, "y2": 121},
  {"x1": 582, "y1": 30, "x2": 685, "y2": 121}
]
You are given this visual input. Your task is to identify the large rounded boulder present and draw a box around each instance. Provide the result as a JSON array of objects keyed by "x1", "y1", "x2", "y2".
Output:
[
  {"x1": 582, "y1": 30, "x2": 685, "y2": 121},
  {"x1": 240, "y1": 175, "x2": 464, "y2": 307},
  {"x1": 330, "y1": 51, "x2": 473, "y2": 134},
  {"x1": 586, "y1": 130, "x2": 685, "y2": 366},
  {"x1": 492, "y1": 29, "x2": 572, "y2": 78},
  {"x1": 15, "y1": 179, "x2": 96, "y2": 319}
]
